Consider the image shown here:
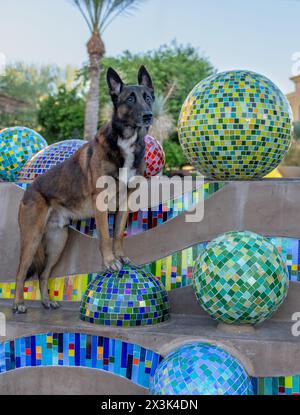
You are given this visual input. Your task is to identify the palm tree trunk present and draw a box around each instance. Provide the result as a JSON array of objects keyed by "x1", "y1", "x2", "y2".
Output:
[{"x1": 84, "y1": 32, "x2": 105, "y2": 141}]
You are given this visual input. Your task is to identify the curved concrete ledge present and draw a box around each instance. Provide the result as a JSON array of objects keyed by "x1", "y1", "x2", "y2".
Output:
[
  {"x1": 1, "y1": 282, "x2": 300, "y2": 378},
  {"x1": 1, "y1": 180, "x2": 300, "y2": 281},
  {"x1": 0, "y1": 366, "x2": 147, "y2": 395},
  {"x1": 0, "y1": 298, "x2": 299, "y2": 378}
]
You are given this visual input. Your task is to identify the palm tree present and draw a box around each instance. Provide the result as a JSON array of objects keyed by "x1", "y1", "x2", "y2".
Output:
[{"x1": 72, "y1": 0, "x2": 144, "y2": 141}]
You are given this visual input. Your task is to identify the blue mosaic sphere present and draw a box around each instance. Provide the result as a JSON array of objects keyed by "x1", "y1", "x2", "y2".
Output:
[
  {"x1": 0, "y1": 127, "x2": 47, "y2": 181},
  {"x1": 18, "y1": 139, "x2": 86, "y2": 181},
  {"x1": 150, "y1": 342, "x2": 253, "y2": 395},
  {"x1": 193, "y1": 231, "x2": 289, "y2": 325},
  {"x1": 178, "y1": 71, "x2": 293, "y2": 180},
  {"x1": 80, "y1": 265, "x2": 170, "y2": 327}
]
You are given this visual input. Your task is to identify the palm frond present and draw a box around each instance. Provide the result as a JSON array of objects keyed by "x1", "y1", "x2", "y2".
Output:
[{"x1": 71, "y1": 0, "x2": 146, "y2": 34}]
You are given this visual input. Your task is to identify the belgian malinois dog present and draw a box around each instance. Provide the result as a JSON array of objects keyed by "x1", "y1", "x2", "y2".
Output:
[{"x1": 13, "y1": 66, "x2": 155, "y2": 314}]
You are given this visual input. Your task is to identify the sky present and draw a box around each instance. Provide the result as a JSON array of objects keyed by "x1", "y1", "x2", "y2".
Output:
[{"x1": 0, "y1": 0, "x2": 300, "y2": 93}]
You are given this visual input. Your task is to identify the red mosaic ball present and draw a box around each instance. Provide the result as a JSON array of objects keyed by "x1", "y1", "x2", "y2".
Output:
[{"x1": 144, "y1": 135, "x2": 165, "y2": 178}]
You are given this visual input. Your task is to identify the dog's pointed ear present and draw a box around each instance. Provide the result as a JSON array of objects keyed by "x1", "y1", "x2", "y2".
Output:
[
  {"x1": 138, "y1": 65, "x2": 154, "y2": 92},
  {"x1": 107, "y1": 67, "x2": 124, "y2": 99}
]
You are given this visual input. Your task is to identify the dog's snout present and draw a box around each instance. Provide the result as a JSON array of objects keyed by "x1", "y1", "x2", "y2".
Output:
[{"x1": 142, "y1": 112, "x2": 153, "y2": 124}]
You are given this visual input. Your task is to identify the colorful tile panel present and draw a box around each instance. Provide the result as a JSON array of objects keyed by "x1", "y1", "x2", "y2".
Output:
[
  {"x1": 178, "y1": 71, "x2": 293, "y2": 180},
  {"x1": 0, "y1": 332, "x2": 299, "y2": 395},
  {"x1": 0, "y1": 333, "x2": 162, "y2": 388},
  {"x1": 0, "y1": 237, "x2": 299, "y2": 303},
  {"x1": 15, "y1": 182, "x2": 223, "y2": 238},
  {"x1": 252, "y1": 376, "x2": 300, "y2": 396}
]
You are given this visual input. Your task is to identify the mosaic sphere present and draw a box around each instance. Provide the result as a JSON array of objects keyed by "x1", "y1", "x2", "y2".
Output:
[
  {"x1": 145, "y1": 135, "x2": 165, "y2": 177},
  {"x1": 0, "y1": 127, "x2": 47, "y2": 181},
  {"x1": 178, "y1": 71, "x2": 293, "y2": 180},
  {"x1": 150, "y1": 342, "x2": 253, "y2": 395},
  {"x1": 80, "y1": 265, "x2": 170, "y2": 327},
  {"x1": 18, "y1": 139, "x2": 86, "y2": 181},
  {"x1": 193, "y1": 231, "x2": 289, "y2": 325}
]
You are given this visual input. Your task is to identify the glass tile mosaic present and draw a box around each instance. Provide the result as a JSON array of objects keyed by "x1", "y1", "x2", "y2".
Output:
[
  {"x1": 144, "y1": 135, "x2": 165, "y2": 177},
  {"x1": 178, "y1": 71, "x2": 293, "y2": 180},
  {"x1": 17, "y1": 136, "x2": 164, "y2": 182},
  {"x1": 193, "y1": 231, "x2": 289, "y2": 325},
  {"x1": 18, "y1": 139, "x2": 87, "y2": 181},
  {"x1": 80, "y1": 265, "x2": 170, "y2": 327},
  {"x1": 252, "y1": 376, "x2": 300, "y2": 396},
  {"x1": 149, "y1": 342, "x2": 254, "y2": 395},
  {"x1": 0, "y1": 333, "x2": 162, "y2": 388},
  {"x1": 0, "y1": 333, "x2": 299, "y2": 395},
  {"x1": 0, "y1": 127, "x2": 47, "y2": 181},
  {"x1": 0, "y1": 237, "x2": 299, "y2": 303}
]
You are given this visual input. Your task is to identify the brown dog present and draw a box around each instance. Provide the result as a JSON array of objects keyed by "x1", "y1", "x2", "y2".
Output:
[{"x1": 13, "y1": 66, "x2": 155, "y2": 314}]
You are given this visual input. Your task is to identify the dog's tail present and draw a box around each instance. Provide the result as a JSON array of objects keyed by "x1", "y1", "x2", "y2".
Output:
[{"x1": 26, "y1": 244, "x2": 46, "y2": 280}]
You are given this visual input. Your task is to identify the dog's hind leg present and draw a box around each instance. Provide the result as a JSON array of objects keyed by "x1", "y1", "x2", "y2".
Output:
[
  {"x1": 13, "y1": 196, "x2": 50, "y2": 314},
  {"x1": 39, "y1": 223, "x2": 69, "y2": 310}
]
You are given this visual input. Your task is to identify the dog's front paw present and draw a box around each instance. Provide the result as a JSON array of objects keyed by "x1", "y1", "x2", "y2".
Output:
[
  {"x1": 42, "y1": 300, "x2": 61, "y2": 310},
  {"x1": 12, "y1": 303, "x2": 27, "y2": 314},
  {"x1": 104, "y1": 255, "x2": 123, "y2": 272},
  {"x1": 118, "y1": 256, "x2": 133, "y2": 265}
]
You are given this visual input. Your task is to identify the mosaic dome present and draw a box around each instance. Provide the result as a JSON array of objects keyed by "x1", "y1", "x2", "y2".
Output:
[
  {"x1": 150, "y1": 342, "x2": 253, "y2": 395},
  {"x1": 18, "y1": 139, "x2": 86, "y2": 181},
  {"x1": 0, "y1": 127, "x2": 47, "y2": 181},
  {"x1": 145, "y1": 135, "x2": 165, "y2": 177},
  {"x1": 193, "y1": 231, "x2": 289, "y2": 325},
  {"x1": 178, "y1": 71, "x2": 293, "y2": 180},
  {"x1": 80, "y1": 265, "x2": 170, "y2": 327}
]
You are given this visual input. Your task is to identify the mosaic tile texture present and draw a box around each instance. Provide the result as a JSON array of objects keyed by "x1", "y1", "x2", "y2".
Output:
[
  {"x1": 17, "y1": 136, "x2": 164, "y2": 182},
  {"x1": 18, "y1": 139, "x2": 87, "y2": 181},
  {"x1": 0, "y1": 236, "x2": 299, "y2": 303},
  {"x1": 68, "y1": 182, "x2": 221, "y2": 238},
  {"x1": 144, "y1": 135, "x2": 165, "y2": 177},
  {"x1": 178, "y1": 71, "x2": 293, "y2": 180},
  {"x1": 0, "y1": 333, "x2": 162, "y2": 388},
  {"x1": 0, "y1": 333, "x2": 299, "y2": 395},
  {"x1": 193, "y1": 231, "x2": 289, "y2": 325},
  {"x1": 0, "y1": 127, "x2": 47, "y2": 181},
  {"x1": 80, "y1": 265, "x2": 170, "y2": 327},
  {"x1": 14, "y1": 182, "x2": 222, "y2": 238},
  {"x1": 150, "y1": 342, "x2": 253, "y2": 395},
  {"x1": 252, "y1": 376, "x2": 300, "y2": 396}
]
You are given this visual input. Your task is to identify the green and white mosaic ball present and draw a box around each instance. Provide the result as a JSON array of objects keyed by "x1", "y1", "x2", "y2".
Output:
[
  {"x1": 178, "y1": 71, "x2": 293, "y2": 180},
  {"x1": 193, "y1": 231, "x2": 289, "y2": 325},
  {"x1": 0, "y1": 127, "x2": 47, "y2": 181}
]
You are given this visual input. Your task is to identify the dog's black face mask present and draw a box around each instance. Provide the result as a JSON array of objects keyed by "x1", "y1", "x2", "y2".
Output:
[{"x1": 107, "y1": 66, "x2": 155, "y2": 135}]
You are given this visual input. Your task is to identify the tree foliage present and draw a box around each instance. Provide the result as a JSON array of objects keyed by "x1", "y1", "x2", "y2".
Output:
[
  {"x1": 0, "y1": 63, "x2": 77, "y2": 129},
  {"x1": 96, "y1": 42, "x2": 215, "y2": 122},
  {"x1": 71, "y1": 0, "x2": 144, "y2": 34},
  {"x1": 38, "y1": 86, "x2": 85, "y2": 144}
]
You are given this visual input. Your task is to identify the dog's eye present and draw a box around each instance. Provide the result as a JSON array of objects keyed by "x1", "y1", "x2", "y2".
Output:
[
  {"x1": 144, "y1": 94, "x2": 152, "y2": 104},
  {"x1": 126, "y1": 95, "x2": 135, "y2": 104}
]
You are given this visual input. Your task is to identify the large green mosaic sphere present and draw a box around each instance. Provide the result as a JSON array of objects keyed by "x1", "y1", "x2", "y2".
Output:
[
  {"x1": 0, "y1": 127, "x2": 47, "y2": 181},
  {"x1": 178, "y1": 71, "x2": 293, "y2": 180},
  {"x1": 80, "y1": 265, "x2": 170, "y2": 327},
  {"x1": 193, "y1": 231, "x2": 289, "y2": 325}
]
